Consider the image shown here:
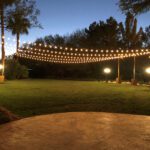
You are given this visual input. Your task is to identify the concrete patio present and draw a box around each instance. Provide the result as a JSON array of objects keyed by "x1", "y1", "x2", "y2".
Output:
[{"x1": 0, "y1": 112, "x2": 150, "y2": 150}]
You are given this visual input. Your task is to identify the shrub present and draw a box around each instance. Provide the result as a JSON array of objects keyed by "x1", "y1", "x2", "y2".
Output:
[{"x1": 5, "y1": 58, "x2": 29, "y2": 80}]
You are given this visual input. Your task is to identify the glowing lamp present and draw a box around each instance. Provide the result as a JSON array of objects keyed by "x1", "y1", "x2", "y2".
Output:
[
  {"x1": 0, "y1": 64, "x2": 4, "y2": 70},
  {"x1": 145, "y1": 67, "x2": 150, "y2": 74},
  {"x1": 104, "y1": 68, "x2": 111, "y2": 74}
]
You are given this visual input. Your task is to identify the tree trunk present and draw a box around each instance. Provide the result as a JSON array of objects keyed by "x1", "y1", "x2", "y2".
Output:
[
  {"x1": 0, "y1": 4, "x2": 5, "y2": 76},
  {"x1": 16, "y1": 33, "x2": 20, "y2": 54}
]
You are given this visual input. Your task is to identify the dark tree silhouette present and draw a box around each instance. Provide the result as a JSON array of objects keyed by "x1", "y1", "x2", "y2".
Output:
[
  {"x1": 6, "y1": 0, "x2": 40, "y2": 53},
  {"x1": 118, "y1": 0, "x2": 150, "y2": 15}
]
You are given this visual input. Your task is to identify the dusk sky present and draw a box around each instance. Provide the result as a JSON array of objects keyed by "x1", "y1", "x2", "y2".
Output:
[{"x1": 4, "y1": 0, "x2": 150, "y2": 55}]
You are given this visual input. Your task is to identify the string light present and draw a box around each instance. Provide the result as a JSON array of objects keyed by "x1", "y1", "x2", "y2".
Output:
[
  {"x1": 1, "y1": 36, "x2": 150, "y2": 64},
  {"x1": 17, "y1": 46, "x2": 150, "y2": 64}
]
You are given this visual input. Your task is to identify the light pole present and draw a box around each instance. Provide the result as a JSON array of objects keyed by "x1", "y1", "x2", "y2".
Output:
[
  {"x1": 116, "y1": 58, "x2": 121, "y2": 83},
  {"x1": 104, "y1": 68, "x2": 111, "y2": 83},
  {"x1": 131, "y1": 56, "x2": 137, "y2": 85},
  {"x1": 133, "y1": 56, "x2": 136, "y2": 80}
]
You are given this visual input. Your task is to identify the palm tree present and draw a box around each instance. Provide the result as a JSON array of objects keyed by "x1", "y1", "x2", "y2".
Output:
[
  {"x1": 7, "y1": 10, "x2": 31, "y2": 53},
  {"x1": 120, "y1": 12, "x2": 144, "y2": 84},
  {"x1": 0, "y1": 0, "x2": 16, "y2": 76},
  {"x1": 0, "y1": 0, "x2": 18, "y2": 121},
  {"x1": 119, "y1": 0, "x2": 150, "y2": 15},
  {"x1": 7, "y1": 0, "x2": 40, "y2": 54}
]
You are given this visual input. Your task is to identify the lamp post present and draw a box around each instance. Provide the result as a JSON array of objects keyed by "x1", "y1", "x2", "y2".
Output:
[
  {"x1": 131, "y1": 56, "x2": 137, "y2": 85},
  {"x1": 116, "y1": 58, "x2": 121, "y2": 83},
  {"x1": 104, "y1": 68, "x2": 111, "y2": 83},
  {"x1": 133, "y1": 56, "x2": 136, "y2": 80}
]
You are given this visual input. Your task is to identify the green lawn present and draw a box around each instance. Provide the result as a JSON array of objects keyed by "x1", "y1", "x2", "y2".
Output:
[{"x1": 0, "y1": 80, "x2": 150, "y2": 122}]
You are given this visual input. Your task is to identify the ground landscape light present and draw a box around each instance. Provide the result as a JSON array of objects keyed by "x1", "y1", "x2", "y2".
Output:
[
  {"x1": 145, "y1": 67, "x2": 150, "y2": 74},
  {"x1": 104, "y1": 68, "x2": 111, "y2": 74},
  {"x1": 0, "y1": 64, "x2": 4, "y2": 70}
]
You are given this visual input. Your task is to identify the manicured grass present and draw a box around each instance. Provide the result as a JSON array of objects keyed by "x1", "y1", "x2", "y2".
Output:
[{"x1": 0, "y1": 80, "x2": 150, "y2": 121}]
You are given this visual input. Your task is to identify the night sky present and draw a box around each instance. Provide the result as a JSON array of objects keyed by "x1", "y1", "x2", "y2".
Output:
[{"x1": 3, "y1": 0, "x2": 150, "y2": 55}]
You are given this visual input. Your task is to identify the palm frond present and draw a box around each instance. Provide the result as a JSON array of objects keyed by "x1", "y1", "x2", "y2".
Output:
[{"x1": 118, "y1": 0, "x2": 150, "y2": 15}]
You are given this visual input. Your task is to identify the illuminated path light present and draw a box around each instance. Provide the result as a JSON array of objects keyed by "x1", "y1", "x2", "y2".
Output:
[
  {"x1": 103, "y1": 68, "x2": 111, "y2": 83},
  {"x1": 145, "y1": 67, "x2": 150, "y2": 74},
  {"x1": 104, "y1": 68, "x2": 111, "y2": 74},
  {"x1": 0, "y1": 64, "x2": 4, "y2": 70},
  {"x1": 0, "y1": 64, "x2": 4, "y2": 82}
]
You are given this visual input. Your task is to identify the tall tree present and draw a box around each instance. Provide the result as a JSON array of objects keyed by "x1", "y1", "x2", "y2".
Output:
[
  {"x1": 44, "y1": 34, "x2": 65, "y2": 46},
  {"x1": 6, "y1": 0, "x2": 40, "y2": 53},
  {"x1": 65, "y1": 30, "x2": 86, "y2": 47},
  {"x1": 120, "y1": 12, "x2": 144, "y2": 83},
  {"x1": 0, "y1": 0, "x2": 19, "y2": 122},
  {"x1": 0, "y1": 0, "x2": 16, "y2": 75},
  {"x1": 143, "y1": 26, "x2": 150, "y2": 48},
  {"x1": 7, "y1": 10, "x2": 31, "y2": 53},
  {"x1": 118, "y1": 0, "x2": 150, "y2": 15},
  {"x1": 121, "y1": 12, "x2": 144, "y2": 49},
  {"x1": 85, "y1": 17, "x2": 121, "y2": 49}
]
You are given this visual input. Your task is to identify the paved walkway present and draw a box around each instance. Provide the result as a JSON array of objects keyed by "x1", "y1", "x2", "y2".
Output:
[{"x1": 0, "y1": 112, "x2": 150, "y2": 150}]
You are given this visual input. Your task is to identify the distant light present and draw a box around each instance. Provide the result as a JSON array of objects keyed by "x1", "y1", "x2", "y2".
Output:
[
  {"x1": 0, "y1": 64, "x2": 4, "y2": 70},
  {"x1": 104, "y1": 68, "x2": 111, "y2": 74},
  {"x1": 145, "y1": 67, "x2": 150, "y2": 74}
]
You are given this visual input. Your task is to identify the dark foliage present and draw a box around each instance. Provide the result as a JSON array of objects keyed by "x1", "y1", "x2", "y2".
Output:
[
  {"x1": 118, "y1": 0, "x2": 150, "y2": 15},
  {"x1": 5, "y1": 57, "x2": 29, "y2": 80}
]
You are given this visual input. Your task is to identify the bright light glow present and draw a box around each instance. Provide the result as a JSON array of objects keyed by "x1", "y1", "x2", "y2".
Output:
[
  {"x1": 145, "y1": 67, "x2": 150, "y2": 74},
  {"x1": 0, "y1": 64, "x2": 4, "y2": 70},
  {"x1": 104, "y1": 68, "x2": 111, "y2": 74}
]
